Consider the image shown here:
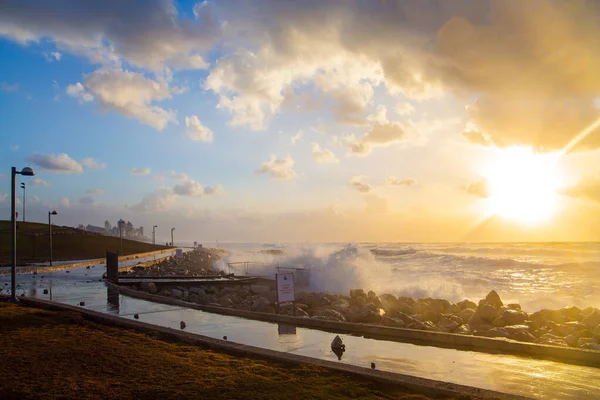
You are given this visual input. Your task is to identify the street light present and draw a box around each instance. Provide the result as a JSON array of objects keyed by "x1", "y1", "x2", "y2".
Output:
[
  {"x1": 171, "y1": 227, "x2": 175, "y2": 247},
  {"x1": 118, "y1": 219, "x2": 125, "y2": 255},
  {"x1": 48, "y1": 211, "x2": 57, "y2": 266},
  {"x1": 20, "y1": 182, "x2": 26, "y2": 222},
  {"x1": 9, "y1": 166, "x2": 35, "y2": 302},
  {"x1": 152, "y1": 225, "x2": 158, "y2": 245}
]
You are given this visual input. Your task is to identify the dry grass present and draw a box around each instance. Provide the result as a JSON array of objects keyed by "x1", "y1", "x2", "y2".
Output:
[{"x1": 0, "y1": 303, "x2": 477, "y2": 400}]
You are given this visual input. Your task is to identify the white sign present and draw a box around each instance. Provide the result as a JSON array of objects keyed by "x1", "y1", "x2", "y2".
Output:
[
  {"x1": 175, "y1": 248, "x2": 183, "y2": 259},
  {"x1": 276, "y1": 273, "x2": 295, "y2": 304}
]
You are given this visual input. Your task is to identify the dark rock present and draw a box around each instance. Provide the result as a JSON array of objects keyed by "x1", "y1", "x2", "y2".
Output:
[
  {"x1": 560, "y1": 306, "x2": 581, "y2": 320},
  {"x1": 458, "y1": 308, "x2": 476, "y2": 322},
  {"x1": 407, "y1": 321, "x2": 436, "y2": 331},
  {"x1": 496, "y1": 309, "x2": 528, "y2": 326},
  {"x1": 350, "y1": 296, "x2": 367, "y2": 308},
  {"x1": 426, "y1": 298, "x2": 451, "y2": 313},
  {"x1": 470, "y1": 304, "x2": 498, "y2": 325},
  {"x1": 446, "y1": 304, "x2": 461, "y2": 314},
  {"x1": 530, "y1": 309, "x2": 565, "y2": 325},
  {"x1": 437, "y1": 317, "x2": 460, "y2": 332},
  {"x1": 295, "y1": 307, "x2": 309, "y2": 317},
  {"x1": 504, "y1": 325, "x2": 535, "y2": 342},
  {"x1": 349, "y1": 289, "x2": 366, "y2": 299},
  {"x1": 479, "y1": 327, "x2": 510, "y2": 338},
  {"x1": 534, "y1": 333, "x2": 568, "y2": 347},
  {"x1": 483, "y1": 290, "x2": 503, "y2": 309},
  {"x1": 331, "y1": 335, "x2": 344, "y2": 349},
  {"x1": 331, "y1": 298, "x2": 350, "y2": 310},
  {"x1": 456, "y1": 300, "x2": 477, "y2": 310},
  {"x1": 381, "y1": 316, "x2": 406, "y2": 328},
  {"x1": 455, "y1": 324, "x2": 471, "y2": 334},
  {"x1": 582, "y1": 310, "x2": 600, "y2": 329},
  {"x1": 565, "y1": 330, "x2": 592, "y2": 347},
  {"x1": 171, "y1": 289, "x2": 183, "y2": 298},
  {"x1": 422, "y1": 310, "x2": 442, "y2": 323},
  {"x1": 218, "y1": 296, "x2": 234, "y2": 308}
]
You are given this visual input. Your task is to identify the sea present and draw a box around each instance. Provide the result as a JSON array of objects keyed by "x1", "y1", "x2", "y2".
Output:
[{"x1": 200, "y1": 242, "x2": 600, "y2": 313}]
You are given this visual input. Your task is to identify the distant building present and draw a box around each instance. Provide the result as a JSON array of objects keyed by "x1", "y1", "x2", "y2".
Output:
[{"x1": 86, "y1": 225, "x2": 105, "y2": 233}]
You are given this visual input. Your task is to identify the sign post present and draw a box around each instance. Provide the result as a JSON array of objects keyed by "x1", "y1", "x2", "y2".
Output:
[
  {"x1": 276, "y1": 272, "x2": 295, "y2": 316},
  {"x1": 175, "y1": 248, "x2": 183, "y2": 259}
]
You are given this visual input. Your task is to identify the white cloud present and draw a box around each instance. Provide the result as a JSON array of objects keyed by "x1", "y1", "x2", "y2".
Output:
[
  {"x1": 60, "y1": 197, "x2": 71, "y2": 208},
  {"x1": 396, "y1": 102, "x2": 415, "y2": 116},
  {"x1": 44, "y1": 51, "x2": 61, "y2": 62},
  {"x1": 290, "y1": 130, "x2": 303, "y2": 145},
  {"x1": 81, "y1": 157, "x2": 106, "y2": 170},
  {"x1": 27, "y1": 153, "x2": 83, "y2": 173},
  {"x1": 130, "y1": 187, "x2": 177, "y2": 212},
  {"x1": 311, "y1": 142, "x2": 339, "y2": 164},
  {"x1": 343, "y1": 106, "x2": 408, "y2": 156},
  {"x1": 9, "y1": 145, "x2": 19, "y2": 151},
  {"x1": 131, "y1": 168, "x2": 151, "y2": 176},
  {"x1": 255, "y1": 155, "x2": 297, "y2": 180},
  {"x1": 75, "y1": 68, "x2": 177, "y2": 131},
  {"x1": 561, "y1": 176, "x2": 600, "y2": 204},
  {"x1": 173, "y1": 180, "x2": 222, "y2": 197},
  {"x1": 86, "y1": 189, "x2": 104, "y2": 195},
  {"x1": 349, "y1": 176, "x2": 371, "y2": 193},
  {"x1": 66, "y1": 82, "x2": 93, "y2": 103},
  {"x1": 185, "y1": 115, "x2": 214, "y2": 142},
  {"x1": 30, "y1": 178, "x2": 50, "y2": 187},
  {"x1": 386, "y1": 176, "x2": 417, "y2": 187},
  {"x1": 78, "y1": 195, "x2": 95, "y2": 205}
]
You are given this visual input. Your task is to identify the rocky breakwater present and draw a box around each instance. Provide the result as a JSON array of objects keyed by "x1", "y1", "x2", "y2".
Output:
[
  {"x1": 119, "y1": 248, "x2": 225, "y2": 277},
  {"x1": 133, "y1": 281, "x2": 600, "y2": 350}
]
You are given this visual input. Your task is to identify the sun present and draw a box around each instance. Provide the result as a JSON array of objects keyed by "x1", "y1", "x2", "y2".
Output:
[{"x1": 481, "y1": 147, "x2": 564, "y2": 224}]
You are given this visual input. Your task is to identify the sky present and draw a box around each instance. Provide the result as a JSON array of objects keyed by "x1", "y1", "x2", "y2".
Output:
[{"x1": 1, "y1": 0, "x2": 600, "y2": 243}]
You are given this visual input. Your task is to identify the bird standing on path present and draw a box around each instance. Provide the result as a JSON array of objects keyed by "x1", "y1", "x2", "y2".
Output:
[{"x1": 371, "y1": 362, "x2": 376, "y2": 370}]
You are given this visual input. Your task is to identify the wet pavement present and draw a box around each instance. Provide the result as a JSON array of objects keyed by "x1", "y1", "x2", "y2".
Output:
[{"x1": 1, "y1": 253, "x2": 599, "y2": 400}]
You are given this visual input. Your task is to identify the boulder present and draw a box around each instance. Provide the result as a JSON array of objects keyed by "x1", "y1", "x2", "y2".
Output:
[
  {"x1": 407, "y1": 321, "x2": 436, "y2": 331},
  {"x1": 530, "y1": 309, "x2": 565, "y2": 325},
  {"x1": 582, "y1": 310, "x2": 600, "y2": 329},
  {"x1": 250, "y1": 297, "x2": 271, "y2": 312},
  {"x1": 427, "y1": 298, "x2": 451, "y2": 313},
  {"x1": 498, "y1": 309, "x2": 528, "y2": 326},
  {"x1": 534, "y1": 333, "x2": 569, "y2": 347},
  {"x1": 295, "y1": 307, "x2": 309, "y2": 318},
  {"x1": 349, "y1": 289, "x2": 366, "y2": 299},
  {"x1": 218, "y1": 296, "x2": 234, "y2": 307},
  {"x1": 446, "y1": 304, "x2": 461, "y2": 314},
  {"x1": 422, "y1": 310, "x2": 443, "y2": 323},
  {"x1": 456, "y1": 300, "x2": 477, "y2": 310},
  {"x1": 455, "y1": 324, "x2": 471, "y2": 334},
  {"x1": 506, "y1": 303, "x2": 522, "y2": 311},
  {"x1": 504, "y1": 325, "x2": 535, "y2": 342},
  {"x1": 331, "y1": 299, "x2": 350, "y2": 310},
  {"x1": 479, "y1": 327, "x2": 510, "y2": 338},
  {"x1": 171, "y1": 289, "x2": 183, "y2": 299},
  {"x1": 560, "y1": 306, "x2": 581, "y2": 320},
  {"x1": 458, "y1": 308, "x2": 476, "y2": 322},
  {"x1": 595, "y1": 324, "x2": 600, "y2": 340},
  {"x1": 411, "y1": 302, "x2": 429, "y2": 315},
  {"x1": 565, "y1": 330, "x2": 592, "y2": 347},
  {"x1": 296, "y1": 303, "x2": 309, "y2": 310},
  {"x1": 438, "y1": 317, "x2": 460, "y2": 332},
  {"x1": 313, "y1": 309, "x2": 347, "y2": 322},
  {"x1": 469, "y1": 304, "x2": 499, "y2": 326},
  {"x1": 350, "y1": 296, "x2": 368, "y2": 308},
  {"x1": 483, "y1": 290, "x2": 503, "y2": 309},
  {"x1": 381, "y1": 316, "x2": 406, "y2": 328},
  {"x1": 251, "y1": 285, "x2": 271, "y2": 295},
  {"x1": 189, "y1": 287, "x2": 206, "y2": 297},
  {"x1": 387, "y1": 311, "x2": 417, "y2": 325},
  {"x1": 145, "y1": 282, "x2": 158, "y2": 294},
  {"x1": 348, "y1": 309, "x2": 381, "y2": 324}
]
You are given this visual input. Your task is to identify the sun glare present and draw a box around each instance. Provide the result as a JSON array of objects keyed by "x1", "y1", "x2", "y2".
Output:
[{"x1": 482, "y1": 147, "x2": 564, "y2": 224}]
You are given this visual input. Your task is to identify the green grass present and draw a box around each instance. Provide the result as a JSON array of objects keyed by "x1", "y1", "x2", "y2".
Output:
[
  {"x1": 0, "y1": 221, "x2": 168, "y2": 266},
  {"x1": 0, "y1": 303, "x2": 474, "y2": 400}
]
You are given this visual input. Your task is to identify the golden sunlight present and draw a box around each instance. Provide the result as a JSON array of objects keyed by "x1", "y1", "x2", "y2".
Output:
[{"x1": 481, "y1": 147, "x2": 564, "y2": 224}]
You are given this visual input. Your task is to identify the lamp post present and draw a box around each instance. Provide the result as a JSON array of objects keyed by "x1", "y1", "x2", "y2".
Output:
[
  {"x1": 48, "y1": 211, "x2": 57, "y2": 266},
  {"x1": 20, "y1": 182, "x2": 26, "y2": 222},
  {"x1": 10, "y1": 166, "x2": 35, "y2": 302},
  {"x1": 171, "y1": 227, "x2": 175, "y2": 247},
  {"x1": 152, "y1": 225, "x2": 158, "y2": 245},
  {"x1": 118, "y1": 219, "x2": 125, "y2": 255}
]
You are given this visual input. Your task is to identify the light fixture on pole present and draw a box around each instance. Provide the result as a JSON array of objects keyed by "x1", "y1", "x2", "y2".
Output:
[
  {"x1": 9, "y1": 166, "x2": 35, "y2": 302},
  {"x1": 48, "y1": 211, "x2": 57, "y2": 266},
  {"x1": 171, "y1": 227, "x2": 175, "y2": 247},
  {"x1": 20, "y1": 182, "x2": 26, "y2": 222},
  {"x1": 153, "y1": 225, "x2": 158, "y2": 245}
]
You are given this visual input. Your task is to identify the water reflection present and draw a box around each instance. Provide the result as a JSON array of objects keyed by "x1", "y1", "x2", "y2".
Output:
[
  {"x1": 331, "y1": 345, "x2": 345, "y2": 360},
  {"x1": 277, "y1": 324, "x2": 296, "y2": 335},
  {"x1": 107, "y1": 287, "x2": 120, "y2": 312}
]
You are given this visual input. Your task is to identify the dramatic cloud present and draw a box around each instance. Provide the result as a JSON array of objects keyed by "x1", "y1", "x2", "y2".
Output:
[
  {"x1": 561, "y1": 176, "x2": 600, "y2": 204},
  {"x1": 349, "y1": 176, "x2": 371, "y2": 193},
  {"x1": 66, "y1": 82, "x2": 93, "y2": 103},
  {"x1": 311, "y1": 142, "x2": 339, "y2": 164},
  {"x1": 86, "y1": 189, "x2": 104, "y2": 195},
  {"x1": 75, "y1": 68, "x2": 177, "y2": 130},
  {"x1": 0, "y1": 0, "x2": 221, "y2": 71},
  {"x1": 185, "y1": 115, "x2": 214, "y2": 142},
  {"x1": 387, "y1": 177, "x2": 417, "y2": 187},
  {"x1": 81, "y1": 157, "x2": 106, "y2": 170},
  {"x1": 30, "y1": 178, "x2": 50, "y2": 187},
  {"x1": 130, "y1": 187, "x2": 176, "y2": 213},
  {"x1": 255, "y1": 155, "x2": 297, "y2": 180},
  {"x1": 466, "y1": 178, "x2": 490, "y2": 199},
  {"x1": 463, "y1": 130, "x2": 493, "y2": 147},
  {"x1": 1, "y1": 82, "x2": 18, "y2": 92},
  {"x1": 27, "y1": 153, "x2": 83, "y2": 173},
  {"x1": 131, "y1": 168, "x2": 151, "y2": 176}
]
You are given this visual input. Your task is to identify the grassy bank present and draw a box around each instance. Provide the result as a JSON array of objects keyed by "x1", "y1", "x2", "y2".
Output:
[
  {"x1": 0, "y1": 221, "x2": 168, "y2": 266},
  {"x1": 0, "y1": 303, "x2": 473, "y2": 400}
]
